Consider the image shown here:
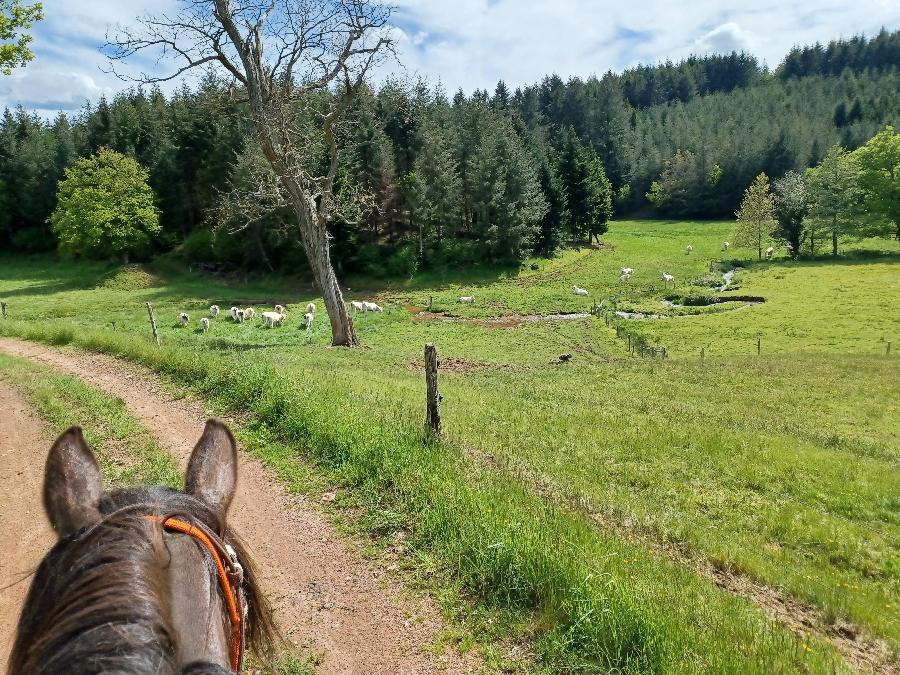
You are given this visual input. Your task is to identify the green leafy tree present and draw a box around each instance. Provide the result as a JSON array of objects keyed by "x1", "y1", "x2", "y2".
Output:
[
  {"x1": 50, "y1": 148, "x2": 161, "y2": 260},
  {"x1": 804, "y1": 146, "x2": 863, "y2": 255},
  {"x1": 734, "y1": 173, "x2": 777, "y2": 260},
  {"x1": 851, "y1": 125, "x2": 900, "y2": 240},
  {"x1": 0, "y1": 0, "x2": 42, "y2": 75},
  {"x1": 773, "y1": 171, "x2": 807, "y2": 256}
]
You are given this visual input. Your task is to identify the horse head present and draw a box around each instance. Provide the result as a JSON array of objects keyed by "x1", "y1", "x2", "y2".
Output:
[{"x1": 9, "y1": 419, "x2": 275, "y2": 673}]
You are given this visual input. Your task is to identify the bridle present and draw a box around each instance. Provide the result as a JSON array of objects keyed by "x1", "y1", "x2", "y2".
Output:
[{"x1": 145, "y1": 515, "x2": 246, "y2": 672}]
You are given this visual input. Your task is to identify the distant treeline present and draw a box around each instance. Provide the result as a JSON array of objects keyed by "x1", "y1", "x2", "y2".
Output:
[{"x1": 1, "y1": 29, "x2": 899, "y2": 274}]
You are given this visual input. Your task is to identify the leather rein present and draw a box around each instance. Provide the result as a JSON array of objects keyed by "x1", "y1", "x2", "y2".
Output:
[{"x1": 145, "y1": 515, "x2": 246, "y2": 672}]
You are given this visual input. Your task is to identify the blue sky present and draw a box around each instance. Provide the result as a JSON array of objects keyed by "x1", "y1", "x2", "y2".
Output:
[{"x1": 3, "y1": 0, "x2": 899, "y2": 117}]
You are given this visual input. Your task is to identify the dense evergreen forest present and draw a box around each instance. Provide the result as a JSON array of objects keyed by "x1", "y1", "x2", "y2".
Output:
[{"x1": 1, "y1": 29, "x2": 898, "y2": 274}]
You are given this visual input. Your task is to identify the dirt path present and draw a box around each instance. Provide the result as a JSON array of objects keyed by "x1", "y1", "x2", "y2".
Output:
[
  {"x1": 0, "y1": 382, "x2": 54, "y2": 671},
  {"x1": 0, "y1": 338, "x2": 479, "y2": 674}
]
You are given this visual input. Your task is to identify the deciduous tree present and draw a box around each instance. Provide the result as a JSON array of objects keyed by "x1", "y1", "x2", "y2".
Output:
[
  {"x1": 804, "y1": 146, "x2": 863, "y2": 255},
  {"x1": 851, "y1": 125, "x2": 900, "y2": 240},
  {"x1": 773, "y1": 171, "x2": 807, "y2": 256},
  {"x1": 734, "y1": 173, "x2": 776, "y2": 260},
  {"x1": 0, "y1": 0, "x2": 42, "y2": 74},
  {"x1": 110, "y1": 0, "x2": 395, "y2": 346},
  {"x1": 50, "y1": 148, "x2": 160, "y2": 260}
]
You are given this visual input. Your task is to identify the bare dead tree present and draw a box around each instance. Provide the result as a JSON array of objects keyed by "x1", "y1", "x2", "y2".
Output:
[{"x1": 107, "y1": 0, "x2": 396, "y2": 346}]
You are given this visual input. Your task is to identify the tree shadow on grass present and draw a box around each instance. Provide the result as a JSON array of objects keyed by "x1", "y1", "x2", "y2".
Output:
[{"x1": 733, "y1": 250, "x2": 900, "y2": 271}]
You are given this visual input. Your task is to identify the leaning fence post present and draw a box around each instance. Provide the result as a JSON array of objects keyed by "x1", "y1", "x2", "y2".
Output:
[
  {"x1": 146, "y1": 302, "x2": 160, "y2": 346},
  {"x1": 424, "y1": 343, "x2": 441, "y2": 438},
  {"x1": 662, "y1": 347, "x2": 667, "y2": 359},
  {"x1": 0, "y1": 301, "x2": 7, "y2": 318},
  {"x1": 887, "y1": 342, "x2": 892, "y2": 356},
  {"x1": 757, "y1": 337, "x2": 761, "y2": 355},
  {"x1": 700, "y1": 347, "x2": 705, "y2": 361}
]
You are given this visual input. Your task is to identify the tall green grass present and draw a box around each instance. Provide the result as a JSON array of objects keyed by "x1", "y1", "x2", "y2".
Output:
[{"x1": 0, "y1": 323, "x2": 844, "y2": 671}]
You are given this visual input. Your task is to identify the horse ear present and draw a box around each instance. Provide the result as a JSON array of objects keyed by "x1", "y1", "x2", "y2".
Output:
[
  {"x1": 44, "y1": 427, "x2": 103, "y2": 537},
  {"x1": 185, "y1": 419, "x2": 237, "y2": 522}
]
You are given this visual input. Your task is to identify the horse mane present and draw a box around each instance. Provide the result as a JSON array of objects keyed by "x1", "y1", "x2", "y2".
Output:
[{"x1": 8, "y1": 486, "x2": 276, "y2": 674}]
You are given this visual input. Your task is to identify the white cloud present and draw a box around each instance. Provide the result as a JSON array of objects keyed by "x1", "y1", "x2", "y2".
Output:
[
  {"x1": 2, "y1": 0, "x2": 899, "y2": 116},
  {"x1": 0, "y1": 67, "x2": 109, "y2": 111},
  {"x1": 693, "y1": 22, "x2": 754, "y2": 55}
]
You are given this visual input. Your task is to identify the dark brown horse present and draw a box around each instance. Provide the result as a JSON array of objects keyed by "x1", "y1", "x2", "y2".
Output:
[{"x1": 8, "y1": 419, "x2": 275, "y2": 674}]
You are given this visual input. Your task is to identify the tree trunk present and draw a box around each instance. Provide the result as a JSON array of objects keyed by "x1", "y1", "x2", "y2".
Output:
[
  {"x1": 251, "y1": 113, "x2": 358, "y2": 346},
  {"x1": 300, "y1": 215, "x2": 358, "y2": 347}
]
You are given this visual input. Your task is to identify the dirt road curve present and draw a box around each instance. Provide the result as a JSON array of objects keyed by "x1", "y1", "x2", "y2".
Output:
[
  {"x1": 0, "y1": 383, "x2": 55, "y2": 671},
  {"x1": 0, "y1": 338, "x2": 478, "y2": 674}
]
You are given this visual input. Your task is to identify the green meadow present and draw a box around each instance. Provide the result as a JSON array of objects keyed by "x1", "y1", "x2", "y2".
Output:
[{"x1": 1, "y1": 219, "x2": 897, "y2": 672}]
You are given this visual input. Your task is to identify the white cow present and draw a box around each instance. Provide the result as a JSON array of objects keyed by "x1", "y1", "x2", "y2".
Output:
[
  {"x1": 765, "y1": 246, "x2": 774, "y2": 259},
  {"x1": 685, "y1": 244, "x2": 693, "y2": 254},
  {"x1": 458, "y1": 296, "x2": 475, "y2": 303},
  {"x1": 661, "y1": 273, "x2": 675, "y2": 288},
  {"x1": 209, "y1": 305, "x2": 220, "y2": 318},
  {"x1": 362, "y1": 301, "x2": 383, "y2": 312},
  {"x1": 178, "y1": 312, "x2": 189, "y2": 326},
  {"x1": 200, "y1": 317, "x2": 210, "y2": 333},
  {"x1": 572, "y1": 285, "x2": 589, "y2": 296}
]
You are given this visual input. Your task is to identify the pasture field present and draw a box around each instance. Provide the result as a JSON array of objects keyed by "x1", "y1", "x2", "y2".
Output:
[{"x1": 0, "y1": 219, "x2": 897, "y2": 672}]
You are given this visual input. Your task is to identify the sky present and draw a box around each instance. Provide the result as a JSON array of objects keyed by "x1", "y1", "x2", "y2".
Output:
[{"x1": 3, "y1": 0, "x2": 899, "y2": 118}]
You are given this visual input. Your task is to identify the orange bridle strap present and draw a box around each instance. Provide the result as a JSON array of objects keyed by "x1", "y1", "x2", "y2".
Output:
[{"x1": 145, "y1": 515, "x2": 243, "y2": 672}]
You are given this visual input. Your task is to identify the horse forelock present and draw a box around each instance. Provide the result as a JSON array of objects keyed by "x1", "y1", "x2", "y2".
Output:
[{"x1": 9, "y1": 486, "x2": 276, "y2": 674}]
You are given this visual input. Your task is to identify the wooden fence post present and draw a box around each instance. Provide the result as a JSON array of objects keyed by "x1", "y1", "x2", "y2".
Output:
[
  {"x1": 0, "y1": 301, "x2": 7, "y2": 318},
  {"x1": 428, "y1": 296, "x2": 433, "y2": 312},
  {"x1": 700, "y1": 347, "x2": 705, "y2": 360},
  {"x1": 662, "y1": 347, "x2": 667, "y2": 359},
  {"x1": 424, "y1": 343, "x2": 441, "y2": 438},
  {"x1": 887, "y1": 342, "x2": 892, "y2": 356},
  {"x1": 757, "y1": 337, "x2": 761, "y2": 355},
  {"x1": 146, "y1": 302, "x2": 160, "y2": 346}
]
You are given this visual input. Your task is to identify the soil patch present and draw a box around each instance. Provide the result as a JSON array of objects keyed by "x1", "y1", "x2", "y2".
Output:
[
  {"x1": 412, "y1": 310, "x2": 590, "y2": 328},
  {"x1": 0, "y1": 383, "x2": 54, "y2": 671}
]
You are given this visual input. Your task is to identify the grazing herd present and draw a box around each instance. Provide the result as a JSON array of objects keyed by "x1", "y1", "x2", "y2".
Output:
[
  {"x1": 179, "y1": 298, "x2": 386, "y2": 333},
  {"x1": 568, "y1": 240, "x2": 785, "y2": 298},
  {"x1": 176, "y1": 241, "x2": 786, "y2": 333}
]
